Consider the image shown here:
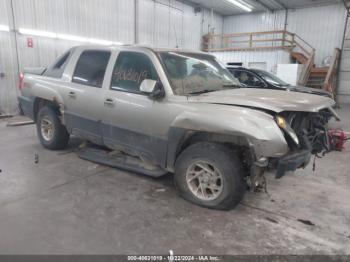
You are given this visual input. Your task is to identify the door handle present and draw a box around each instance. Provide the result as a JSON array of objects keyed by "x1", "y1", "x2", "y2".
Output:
[
  {"x1": 68, "y1": 91, "x2": 76, "y2": 98},
  {"x1": 104, "y1": 98, "x2": 115, "y2": 106}
]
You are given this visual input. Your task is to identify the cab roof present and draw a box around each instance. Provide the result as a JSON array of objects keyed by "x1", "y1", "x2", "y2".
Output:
[{"x1": 75, "y1": 44, "x2": 212, "y2": 56}]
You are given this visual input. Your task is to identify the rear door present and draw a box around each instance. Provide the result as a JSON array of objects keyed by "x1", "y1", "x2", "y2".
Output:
[{"x1": 62, "y1": 49, "x2": 111, "y2": 145}]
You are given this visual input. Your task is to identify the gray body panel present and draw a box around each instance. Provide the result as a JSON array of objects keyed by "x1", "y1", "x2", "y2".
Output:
[{"x1": 18, "y1": 45, "x2": 336, "y2": 171}]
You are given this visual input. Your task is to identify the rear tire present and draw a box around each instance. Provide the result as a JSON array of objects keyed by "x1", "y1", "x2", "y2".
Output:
[
  {"x1": 36, "y1": 106, "x2": 69, "y2": 150},
  {"x1": 174, "y1": 142, "x2": 245, "y2": 210}
]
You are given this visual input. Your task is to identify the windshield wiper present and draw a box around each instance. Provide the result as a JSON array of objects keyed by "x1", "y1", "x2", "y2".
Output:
[
  {"x1": 222, "y1": 84, "x2": 241, "y2": 88},
  {"x1": 188, "y1": 90, "x2": 217, "y2": 95}
]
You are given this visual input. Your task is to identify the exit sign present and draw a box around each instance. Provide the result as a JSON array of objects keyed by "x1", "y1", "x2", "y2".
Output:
[{"x1": 27, "y1": 37, "x2": 33, "y2": 48}]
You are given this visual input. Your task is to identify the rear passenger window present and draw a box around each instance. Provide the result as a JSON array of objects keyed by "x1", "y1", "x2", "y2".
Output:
[
  {"x1": 72, "y1": 50, "x2": 111, "y2": 88},
  {"x1": 110, "y1": 52, "x2": 158, "y2": 94},
  {"x1": 44, "y1": 51, "x2": 71, "y2": 78}
]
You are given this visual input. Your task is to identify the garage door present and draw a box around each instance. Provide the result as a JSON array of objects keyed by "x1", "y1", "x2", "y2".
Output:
[{"x1": 338, "y1": 12, "x2": 350, "y2": 103}]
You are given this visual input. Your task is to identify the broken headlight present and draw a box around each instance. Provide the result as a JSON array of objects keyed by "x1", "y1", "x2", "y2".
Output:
[{"x1": 276, "y1": 115, "x2": 299, "y2": 146}]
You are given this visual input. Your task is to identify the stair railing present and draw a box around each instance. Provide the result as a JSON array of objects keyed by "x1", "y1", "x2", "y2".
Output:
[
  {"x1": 323, "y1": 48, "x2": 341, "y2": 95},
  {"x1": 202, "y1": 30, "x2": 314, "y2": 55},
  {"x1": 201, "y1": 30, "x2": 318, "y2": 88},
  {"x1": 298, "y1": 51, "x2": 315, "y2": 86}
]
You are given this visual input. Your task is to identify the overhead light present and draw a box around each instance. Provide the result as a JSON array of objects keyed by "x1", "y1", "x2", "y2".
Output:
[
  {"x1": 226, "y1": 0, "x2": 253, "y2": 12},
  {"x1": 19, "y1": 28, "x2": 56, "y2": 38},
  {"x1": 18, "y1": 27, "x2": 122, "y2": 45},
  {"x1": 88, "y1": 38, "x2": 122, "y2": 45},
  {"x1": 0, "y1": 25, "x2": 10, "y2": 32},
  {"x1": 56, "y1": 33, "x2": 88, "y2": 42}
]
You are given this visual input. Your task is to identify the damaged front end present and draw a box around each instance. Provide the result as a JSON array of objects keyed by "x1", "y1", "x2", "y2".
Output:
[{"x1": 271, "y1": 107, "x2": 339, "y2": 178}]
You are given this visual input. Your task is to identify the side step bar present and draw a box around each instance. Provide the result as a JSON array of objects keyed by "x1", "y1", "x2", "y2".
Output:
[{"x1": 78, "y1": 146, "x2": 168, "y2": 177}]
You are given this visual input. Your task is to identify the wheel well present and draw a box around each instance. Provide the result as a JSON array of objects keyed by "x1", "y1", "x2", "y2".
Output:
[
  {"x1": 175, "y1": 131, "x2": 250, "y2": 161},
  {"x1": 33, "y1": 98, "x2": 60, "y2": 122},
  {"x1": 177, "y1": 131, "x2": 249, "y2": 153},
  {"x1": 171, "y1": 132, "x2": 253, "y2": 176}
]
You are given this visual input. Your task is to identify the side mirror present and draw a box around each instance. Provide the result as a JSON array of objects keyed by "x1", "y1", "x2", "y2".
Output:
[
  {"x1": 140, "y1": 79, "x2": 157, "y2": 93},
  {"x1": 140, "y1": 79, "x2": 165, "y2": 99}
]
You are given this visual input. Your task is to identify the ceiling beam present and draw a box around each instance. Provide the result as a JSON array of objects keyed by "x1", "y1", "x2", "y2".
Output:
[
  {"x1": 272, "y1": 0, "x2": 288, "y2": 10},
  {"x1": 252, "y1": 0, "x2": 274, "y2": 12},
  {"x1": 342, "y1": 0, "x2": 350, "y2": 12}
]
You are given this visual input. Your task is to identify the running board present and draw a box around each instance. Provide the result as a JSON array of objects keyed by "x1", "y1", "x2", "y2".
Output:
[{"x1": 78, "y1": 146, "x2": 168, "y2": 177}]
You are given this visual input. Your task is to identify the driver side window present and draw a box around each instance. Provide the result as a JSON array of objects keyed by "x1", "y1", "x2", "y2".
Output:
[
  {"x1": 236, "y1": 71, "x2": 263, "y2": 87},
  {"x1": 110, "y1": 52, "x2": 159, "y2": 94}
]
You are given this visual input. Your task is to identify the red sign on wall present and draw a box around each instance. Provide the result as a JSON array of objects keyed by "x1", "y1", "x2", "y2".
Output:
[{"x1": 27, "y1": 37, "x2": 33, "y2": 48}]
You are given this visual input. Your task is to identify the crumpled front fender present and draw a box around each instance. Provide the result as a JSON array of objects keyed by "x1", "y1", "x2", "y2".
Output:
[{"x1": 171, "y1": 106, "x2": 289, "y2": 158}]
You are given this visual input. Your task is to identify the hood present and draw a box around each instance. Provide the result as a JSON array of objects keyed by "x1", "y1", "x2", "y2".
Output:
[
  {"x1": 284, "y1": 85, "x2": 332, "y2": 98},
  {"x1": 187, "y1": 88, "x2": 335, "y2": 113}
]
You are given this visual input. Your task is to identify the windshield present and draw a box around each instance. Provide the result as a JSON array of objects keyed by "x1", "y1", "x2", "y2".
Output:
[
  {"x1": 158, "y1": 52, "x2": 241, "y2": 95},
  {"x1": 253, "y1": 69, "x2": 289, "y2": 86}
]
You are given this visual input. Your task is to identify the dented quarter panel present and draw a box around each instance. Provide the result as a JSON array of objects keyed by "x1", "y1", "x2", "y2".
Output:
[{"x1": 23, "y1": 74, "x2": 65, "y2": 111}]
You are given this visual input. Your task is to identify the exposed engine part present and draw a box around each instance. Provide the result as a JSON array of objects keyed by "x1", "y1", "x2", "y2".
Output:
[
  {"x1": 247, "y1": 165, "x2": 267, "y2": 193},
  {"x1": 328, "y1": 129, "x2": 349, "y2": 151},
  {"x1": 281, "y1": 109, "x2": 334, "y2": 155}
]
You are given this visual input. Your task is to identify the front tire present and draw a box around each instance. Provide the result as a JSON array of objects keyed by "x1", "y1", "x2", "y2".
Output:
[
  {"x1": 174, "y1": 142, "x2": 245, "y2": 210},
  {"x1": 36, "y1": 106, "x2": 69, "y2": 150}
]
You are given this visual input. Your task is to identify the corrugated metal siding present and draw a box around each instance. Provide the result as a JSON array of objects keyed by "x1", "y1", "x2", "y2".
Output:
[
  {"x1": 219, "y1": 3, "x2": 347, "y2": 70},
  {"x1": 13, "y1": 0, "x2": 219, "y2": 64},
  {"x1": 214, "y1": 50, "x2": 290, "y2": 73},
  {"x1": 13, "y1": 0, "x2": 136, "y2": 67},
  {"x1": 287, "y1": 4, "x2": 347, "y2": 66},
  {"x1": 0, "y1": 0, "x2": 19, "y2": 115},
  {"x1": 218, "y1": 10, "x2": 289, "y2": 73},
  {"x1": 338, "y1": 14, "x2": 350, "y2": 104},
  {"x1": 138, "y1": 0, "x2": 199, "y2": 49},
  {"x1": 0, "y1": 0, "x2": 223, "y2": 114},
  {"x1": 202, "y1": 8, "x2": 224, "y2": 35},
  {"x1": 223, "y1": 10, "x2": 285, "y2": 33}
]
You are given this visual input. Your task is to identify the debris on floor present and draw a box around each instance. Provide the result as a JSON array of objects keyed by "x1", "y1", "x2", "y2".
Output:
[
  {"x1": 6, "y1": 115, "x2": 34, "y2": 127},
  {"x1": 0, "y1": 115, "x2": 13, "y2": 120},
  {"x1": 297, "y1": 219, "x2": 315, "y2": 226},
  {"x1": 265, "y1": 217, "x2": 279, "y2": 224},
  {"x1": 34, "y1": 153, "x2": 39, "y2": 164}
]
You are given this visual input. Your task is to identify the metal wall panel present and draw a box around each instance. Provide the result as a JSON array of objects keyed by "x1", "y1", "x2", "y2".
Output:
[
  {"x1": 138, "y1": 0, "x2": 213, "y2": 49},
  {"x1": 214, "y1": 50, "x2": 290, "y2": 73},
  {"x1": 13, "y1": 0, "x2": 221, "y2": 65},
  {"x1": 219, "y1": 10, "x2": 289, "y2": 73},
  {"x1": 220, "y1": 3, "x2": 347, "y2": 69},
  {"x1": 223, "y1": 10, "x2": 285, "y2": 33},
  {"x1": 221, "y1": 4, "x2": 346, "y2": 67},
  {"x1": 338, "y1": 15, "x2": 350, "y2": 104},
  {"x1": 0, "y1": 0, "x2": 19, "y2": 115},
  {"x1": 287, "y1": 4, "x2": 347, "y2": 66},
  {"x1": 202, "y1": 8, "x2": 224, "y2": 35},
  {"x1": 0, "y1": 0, "x2": 223, "y2": 113},
  {"x1": 13, "y1": 0, "x2": 136, "y2": 68}
]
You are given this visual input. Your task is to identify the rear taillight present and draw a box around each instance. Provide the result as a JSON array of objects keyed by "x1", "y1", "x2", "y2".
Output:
[{"x1": 19, "y1": 73, "x2": 24, "y2": 90}]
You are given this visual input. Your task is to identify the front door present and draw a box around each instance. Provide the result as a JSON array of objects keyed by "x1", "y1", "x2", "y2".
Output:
[{"x1": 101, "y1": 51, "x2": 172, "y2": 166}]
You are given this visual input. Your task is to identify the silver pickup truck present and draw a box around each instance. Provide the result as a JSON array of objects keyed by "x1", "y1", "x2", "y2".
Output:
[{"x1": 18, "y1": 45, "x2": 338, "y2": 210}]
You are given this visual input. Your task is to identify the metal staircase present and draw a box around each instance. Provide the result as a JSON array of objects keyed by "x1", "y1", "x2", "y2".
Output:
[{"x1": 202, "y1": 30, "x2": 341, "y2": 97}]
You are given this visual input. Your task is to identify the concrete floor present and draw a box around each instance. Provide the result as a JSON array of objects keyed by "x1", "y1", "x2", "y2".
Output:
[{"x1": 0, "y1": 106, "x2": 350, "y2": 255}]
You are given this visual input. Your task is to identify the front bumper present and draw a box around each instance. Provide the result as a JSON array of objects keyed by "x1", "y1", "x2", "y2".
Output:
[
  {"x1": 275, "y1": 149, "x2": 312, "y2": 178},
  {"x1": 274, "y1": 133, "x2": 313, "y2": 178}
]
